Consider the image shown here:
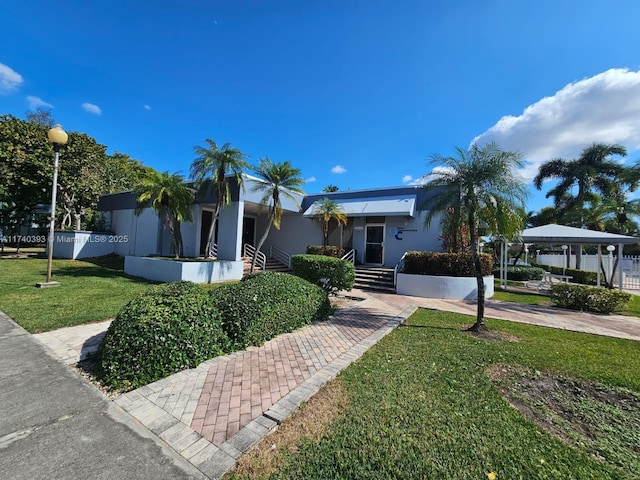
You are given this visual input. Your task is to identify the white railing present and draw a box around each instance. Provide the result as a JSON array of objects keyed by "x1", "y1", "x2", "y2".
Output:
[
  {"x1": 270, "y1": 245, "x2": 291, "y2": 268},
  {"x1": 208, "y1": 243, "x2": 218, "y2": 258},
  {"x1": 244, "y1": 243, "x2": 266, "y2": 271},
  {"x1": 341, "y1": 248, "x2": 355, "y2": 264},
  {"x1": 394, "y1": 252, "x2": 407, "y2": 287}
]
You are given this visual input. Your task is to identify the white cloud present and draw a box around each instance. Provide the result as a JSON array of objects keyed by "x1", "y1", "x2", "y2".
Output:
[
  {"x1": 331, "y1": 165, "x2": 346, "y2": 174},
  {"x1": 0, "y1": 62, "x2": 23, "y2": 94},
  {"x1": 402, "y1": 175, "x2": 413, "y2": 184},
  {"x1": 473, "y1": 68, "x2": 640, "y2": 181},
  {"x1": 81, "y1": 102, "x2": 102, "y2": 115},
  {"x1": 305, "y1": 176, "x2": 316, "y2": 183},
  {"x1": 27, "y1": 95, "x2": 53, "y2": 110},
  {"x1": 143, "y1": 104, "x2": 151, "y2": 110}
]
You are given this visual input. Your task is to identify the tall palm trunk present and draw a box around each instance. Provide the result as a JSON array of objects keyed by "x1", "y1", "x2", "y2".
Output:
[
  {"x1": 205, "y1": 202, "x2": 221, "y2": 258},
  {"x1": 251, "y1": 211, "x2": 274, "y2": 273},
  {"x1": 468, "y1": 209, "x2": 485, "y2": 331}
]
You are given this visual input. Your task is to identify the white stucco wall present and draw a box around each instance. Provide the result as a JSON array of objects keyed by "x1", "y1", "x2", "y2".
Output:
[
  {"x1": 52, "y1": 231, "x2": 117, "y2": 259},
  {"x1": 396, "y1": 274, "x2": 494, "y2": 300},
  {"x1": 125, "y1": 256, "x2": 243, "y2": 283},
  {"x1": 260, "y1": 212, "x2": 323, "y2": 256},
  {"x1": 109, "y1": 208, "x2": 160, "y2": 256}
]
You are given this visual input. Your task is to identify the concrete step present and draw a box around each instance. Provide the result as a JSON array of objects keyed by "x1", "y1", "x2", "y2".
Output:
[{"x1": 354, "y1": 267, "x2": 395, "y2": 293}]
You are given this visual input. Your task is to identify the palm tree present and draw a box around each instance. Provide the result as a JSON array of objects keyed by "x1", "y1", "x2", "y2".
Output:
[
  {"x1": 134, "y1": 170, "x2": 194, "y2": 258},
  {"x1": 249, "y1": 158, "x2": 305, "y2": 273},
  {"x1": 534, "y1": 143, "x2": 629, "y2": 268},
  {"x1": 310, "y1": 197, "x2": 348, "y2": 246},
  {"x1": 533, "y1": 143, "x2": 627, "y2": 212},
  {"x1": 423, "y1": 142, "x2": 528, "y2": 331},
  {"x1": 190, "y1": 139, "x2": 250, "y2": 257},
  {"x1": 322, "y1": 184, "x2": 339, "y2": 193}
]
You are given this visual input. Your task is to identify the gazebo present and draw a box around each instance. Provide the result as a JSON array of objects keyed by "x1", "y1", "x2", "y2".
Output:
[{"x1": 521, "y1": 224, "x2": 639, "y2": 289}]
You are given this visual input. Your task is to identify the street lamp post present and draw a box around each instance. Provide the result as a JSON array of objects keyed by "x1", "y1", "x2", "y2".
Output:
[
  {"x1": 561, "y1": 244, "x2": 568, "y2": 275},
  {"x1": 37, "y1": 124, "x2": 68, "y2": 288}
]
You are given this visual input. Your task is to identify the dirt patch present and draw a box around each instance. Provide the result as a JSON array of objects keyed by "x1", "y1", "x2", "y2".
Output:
[
  {"x1": 75, "y1": 357, "x2": 123, "y2": 399},
  {"x1": 226, "y1": 379, "x2": 349, "y2": 479},
  {"x1": 488, "y1": 364, "x2": 640, "y2": 476}
]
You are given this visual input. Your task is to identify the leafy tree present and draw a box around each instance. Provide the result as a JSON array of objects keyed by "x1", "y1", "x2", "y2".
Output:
[
  {"x1": 422, "y1": 143, "x2": 528, "y2": 331},
  {"x1": 25, "y1": 108, "x2": 54, "y2": 127},
  {"x1": 249, "y1": 158, "x2": 305, "y2": 272},
  {"x1": 0, "y1": 115, "x2": 52, "y2": 242},
  {"x1": 322, "y1": 184, "x2": 339, "y2": 193},
  {"x1": 134, "y1": 170, "x2": 194, "y2": 258},
  {"x1": 309, "y1": 197, "x2": 348, "y2": 246},
  {"x1": 190, "y1": 139, "x2": 250, "y2": 257},
  {"x1": 0, "y1": 114, "x2": 150, "y2": 236}
]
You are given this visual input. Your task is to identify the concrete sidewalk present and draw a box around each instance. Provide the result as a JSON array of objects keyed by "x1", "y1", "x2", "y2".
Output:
[
  {"x1": 0, "y1": 311, "x2": 205, "y2": 479},
  {"x1": 13, "y1": 290, "x2": 640, "y2": 479}
]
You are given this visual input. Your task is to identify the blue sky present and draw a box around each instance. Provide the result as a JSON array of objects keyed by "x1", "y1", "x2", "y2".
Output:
[{"x1": 2, "y1": 0, "x2": 640, "y2": 213}]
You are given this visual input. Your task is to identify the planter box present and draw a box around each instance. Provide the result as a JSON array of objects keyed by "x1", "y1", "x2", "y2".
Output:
[
  {"x1": 52, "y1": 231, "x2": 116, "y2": 259},
  {"x1": 396, "y1": 273, "x2": 494, "y2": 300},
  {"x1": 125, "y1": 256, "x2": 243, "y2": 283}
]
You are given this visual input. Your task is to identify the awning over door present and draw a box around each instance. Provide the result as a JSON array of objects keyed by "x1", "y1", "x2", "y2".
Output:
[{"x1": 302, "y1": 194, "x2": 417, "y2": 217}]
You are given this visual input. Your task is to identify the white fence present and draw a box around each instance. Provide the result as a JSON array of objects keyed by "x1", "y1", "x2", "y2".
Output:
[{"x1": 537, "y1": 254, "x2": 640, "y2": 289}]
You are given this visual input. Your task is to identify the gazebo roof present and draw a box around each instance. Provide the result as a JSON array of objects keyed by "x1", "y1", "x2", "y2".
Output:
[{"x1": 521, "y1": 224, "x2": 639, "y2": 245}]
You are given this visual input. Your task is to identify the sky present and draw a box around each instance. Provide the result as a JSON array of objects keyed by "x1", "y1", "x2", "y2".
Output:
[{"x1": 2, "y1": 0, "x2": 640, "y2": 213}]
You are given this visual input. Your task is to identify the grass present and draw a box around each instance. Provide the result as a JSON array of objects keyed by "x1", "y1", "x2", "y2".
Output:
[
  {"x1": 0, "y1": 255, "x2": 156, "y2": 333},
  {"x1": 492, "y1": 288, "x2": 552, "y2": 305},
  {"x1": 622, "y1": 294, "x2": 640, "y2": 317},
  {"x1": 229, "y1": 309, "x2": 640, "y2": 479}
]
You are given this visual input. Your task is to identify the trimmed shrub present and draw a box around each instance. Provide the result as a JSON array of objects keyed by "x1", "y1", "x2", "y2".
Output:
[
  {"x1": 211, "y1": 272, "x2": 332, "y2": 349},
  {"x1": 550, "y1": 283, "x2": 631, "y2": 314},
  {"x1": 291, "y1": 254, "x2": 355, "y2": 294},
  {"x1": 306, "y1": 245, "x2": 346, "y2": 258},
  {"x1": 401, "y1": 251, "x2": 494, "y2": 277},
  {"x1": 492, "y1": 265, "x2": 546, "y2": 281},
  {"x1": 95, "y1": 281, "x2": 230, "y2": 390}
]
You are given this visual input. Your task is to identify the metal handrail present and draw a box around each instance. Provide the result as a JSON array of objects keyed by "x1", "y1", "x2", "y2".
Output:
[
  {"x1": 394, "y1": 252, "x2": 407, "y2": 287},
  {"x1": 270, "y1": 245, "x2": 291, "y2": 268},
  {"x1": 244, "y1": 243, "x2": 266, "y2": 271},
  {"x1": 208, "y1": 243, "x2": 218, "y2": 258},
  {"x1": 341, "y1": 248, "x2": 355, "y2": 264}
]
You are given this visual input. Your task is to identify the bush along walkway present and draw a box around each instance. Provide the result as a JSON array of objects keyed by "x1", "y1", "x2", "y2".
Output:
[{"x1": 113, "y1": 294, "x2": 415, "y2": 480}]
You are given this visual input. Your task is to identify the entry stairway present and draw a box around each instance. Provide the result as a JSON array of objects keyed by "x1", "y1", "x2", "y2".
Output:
[
  {"x1": 242, "y1": 256, "x2": 290, "y2": 275},
  {"x1": 354, "y1": 267, "x2": 396, "y2": 293}
]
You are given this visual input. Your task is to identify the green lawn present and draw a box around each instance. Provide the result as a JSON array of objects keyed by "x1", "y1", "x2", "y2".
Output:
[
  {"x1": 0, "y1": 255, "x2": 156, "y2": 333},
  {"x1": 243, "y1": 309, "x2": 640, "y2": 480}
]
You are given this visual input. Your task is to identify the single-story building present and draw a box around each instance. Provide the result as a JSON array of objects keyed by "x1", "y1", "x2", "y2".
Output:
[{"x1": 92, "y1": 176, "x2": 442, "y2": 273}]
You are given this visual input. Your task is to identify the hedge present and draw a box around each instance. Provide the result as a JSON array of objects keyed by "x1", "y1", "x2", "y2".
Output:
[
  {"x1": 492, "y1": 265, "x2": 546, "y2": 281},
  {"x1": 211, "y1": 272, "x2": 332, "y2": 349},
  {"x1": 550, "y1": 283, "x2": 631, "y2": 314},
  {"x1": 95, "y1": 281, "x2": 230, "y2": 390},
  {"x1": 401, "y1": 251, "x2": 494, "y2": 277},
  {"x1": 291, "y1": 254, "x2": 355, "y2": 294},
  {"x1": 306, "y1": 245, "x2": 346, "y2": 258}
]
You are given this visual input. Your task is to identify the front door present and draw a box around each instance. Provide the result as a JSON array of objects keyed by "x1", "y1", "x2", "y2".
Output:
[
  {"x1": 365, "y1": 224, "x2": 384, "y2": 265},
  {"x1": 242, "y1": 217, "x2": 256, "y2": 247}
]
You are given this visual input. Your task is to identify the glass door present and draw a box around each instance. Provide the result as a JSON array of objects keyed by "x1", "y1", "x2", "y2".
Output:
[{"x1": 365, "y1": 224, "x2": 384, "y2": 264}]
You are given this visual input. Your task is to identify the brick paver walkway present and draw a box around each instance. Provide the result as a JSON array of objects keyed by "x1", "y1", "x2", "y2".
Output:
[{"x1": 112, "y1": 294, "x2": 413, "y2": 479}]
